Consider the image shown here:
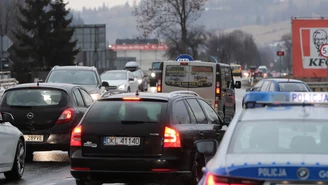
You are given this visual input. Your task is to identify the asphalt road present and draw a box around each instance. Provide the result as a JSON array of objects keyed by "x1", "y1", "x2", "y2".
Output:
[{"x1": 0, "y1": 77, "x2": 248, "y2": 185}]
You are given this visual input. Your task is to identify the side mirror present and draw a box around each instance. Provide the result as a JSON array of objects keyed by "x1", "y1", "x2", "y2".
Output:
[
  {"x1": 129, "y1": 78, "x2": 134, "y2": 81},
  {"x1": 223, "y1": 117, "x2": 232, "y2": 126},
  {"x1": 0, "y1": 112, "x2": 14, "y2": 123},
  {"x1": 195, "y1": 139, "x2": 218, "y2": 156},
  {"x1": 235, "y1": 81, "x2": 241, "y2": 89},
  {"x1": 101, "y1": 81, "x2": 109, "y2": 87}
]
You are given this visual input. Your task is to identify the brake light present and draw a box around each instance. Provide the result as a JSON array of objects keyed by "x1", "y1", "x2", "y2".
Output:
[
  {"x1": 70, "y1": 125, "x2": 82, "y2": 147},
  {"x1": 122, "y1": 97, "x2": 140, "y2": 100},
  {"x1": 157, "y1": 79, "x2": 162, "y2": 92},
  {"x1": 239, "y1": 66, "x2": 242, "y2": 70},
  {"x1": 180, "y1": 62, "x2": 188, "y2": 65},
  {"x1": 164, "y1": 126, "x2": 181, "y2": 148},
  {"x1": 56, "y1": 108, "x2": 74, "y2": 124},
  {"x1": 205, "y1": 173, "x2": 261, "y2": 185},
  {"x1": 216, "y1": 88, "x2": 220, "y2": 94}
]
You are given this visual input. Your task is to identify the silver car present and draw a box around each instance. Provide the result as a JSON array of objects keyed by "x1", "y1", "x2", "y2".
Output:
[{"x1": 100, "y1": 70, "x2": 139, "y2": 93}]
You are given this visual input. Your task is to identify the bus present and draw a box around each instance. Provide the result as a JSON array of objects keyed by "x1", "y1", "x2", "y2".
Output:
[{"x1": 156, "y1": 60, "x2": 241, "y2": 119}]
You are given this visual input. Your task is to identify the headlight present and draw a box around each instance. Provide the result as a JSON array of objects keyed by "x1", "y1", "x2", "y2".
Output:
[
  {"x1": 90, "y1": 93, "x2": 100, "y2": 100},
  {"x1": 151, "y1": 73, "x2": 155, "y2": 77},
  {"x1": 118, "y1": 84, "x2": 126, "y2": 90},
  {"x1": 138, "y1": 79, "x2": 142, "y2": 84}
]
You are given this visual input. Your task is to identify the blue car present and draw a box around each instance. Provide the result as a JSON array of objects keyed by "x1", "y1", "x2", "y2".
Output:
[
  {"x1": 196, "y1": 92, "x2": 328, "y2": 185},
  {"x1": 246, "y1": 78, "x2": 311, "y2": 92}
]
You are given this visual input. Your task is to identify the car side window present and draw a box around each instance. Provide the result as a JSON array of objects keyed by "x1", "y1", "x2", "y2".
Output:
[
  {"x1": 73, "y1": 89, "x2": 85, "y2": 107},
  {"x1": 268, "y1": 83, "x2": 275, "y2": 91},
  {"x1": 128, "y1": 72, "x2": 134, "y2": 79},
  {"x1": 186, "y1": 99, "x2": 207, "y2": 124},
  {"x1": 260, "y1": 81, "x2": 270, "y2": 91},
  {"x1": 80, "y1": 89, "x2": 93, "y2": 107},
  {"x1": 252, "y1": 80, "x2": 264, "y2": 91},
  {"x1": 198, "y1": 99, "x2": 220, "y2": 123},
  {"x1": 172, "y1": 100, "x2": 190, "y2": 124}
]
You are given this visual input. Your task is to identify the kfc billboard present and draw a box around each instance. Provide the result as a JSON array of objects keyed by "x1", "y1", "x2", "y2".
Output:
[
  {"x1": 110, "y1": 44, "x2": 169, "y2": 51},
  {"x1": 292, "y1": 18, "x2": 328, "y2": 77}
]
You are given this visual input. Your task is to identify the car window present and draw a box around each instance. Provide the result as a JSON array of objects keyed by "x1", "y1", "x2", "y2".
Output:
[
  {"x1": 198, "y1": 99, "x2": 219, "y2": 123},
  {"x1": 83, "y1": 100, "x2": 167, "y2": 124},
  {"x1": 73, "y1": 89, "x2": 85, "y2": 107},
  {"x1": 268, "y1": 83, "x2": 275, "y2": 91},
  {"x1": 128, "y1": 72, "x2": 134, "y2": 79},
  {"x1": 2, "y1": 89, "x2": 69, "y2": 107},
  {"x1": 132, "y1": 70, "x2": 142, "y2": 77},
  {"x1": 172, "y1": 100, "x2": 190, "y2": 124},
  {"x1": 47, "y1": 70, "x2": 98, "y2": 85},
  {"x1": 186, "y1": 99, "x2": 207, "y2": 124},
  {"x1": 278, "y1": 82, "x2": 309, "y2": 92},
  {"x1": 101, "y1": 72, "x2": 127, "y2": 80},
  {"x1": 260, "y1": 81, "x2": 270, "y2": 91},
  {"x1": 80, "y1": 89, "x2": 93, "y2": 107},
  {"x1": 252, "y1": 80, "x2": 264, "y2": 91},
  {"x1": 229, "y1": 120, "x2": 327, "y2": 154}
]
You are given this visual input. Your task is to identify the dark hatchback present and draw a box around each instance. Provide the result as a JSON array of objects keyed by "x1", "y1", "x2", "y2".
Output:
[
  {"x1": 0, "y1": 83, "x2": 94, "y2": 161},
  {"x1": 70, "y1": 91, "x2": 228, "y2": 185}
]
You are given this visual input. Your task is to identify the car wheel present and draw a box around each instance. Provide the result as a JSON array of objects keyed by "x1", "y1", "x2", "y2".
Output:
[
  {"x1": 75, "y1": 179, "x2": 102, "y2": 185},
  {"x1": 4, "y1": 139, "x2": 25, "y2": 180},
  {"x1": 182, "y1": 159, "x2": 203, "y2": 185}
]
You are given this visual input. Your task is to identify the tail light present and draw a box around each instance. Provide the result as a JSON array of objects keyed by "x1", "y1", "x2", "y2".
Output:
[
  {"x1": 56, "y1": 108, "x2": 75, "y2": 124},
  {"x1": 205, "y1": 173, "x2": 261, "y2": 185},
  {"x1": 157, "y1": 79, "x2": 162, "y2": 92},
  {"x1": 216, "y1": 82, "x2": 220, "y2": 94},
  {"x1": 214, "y1": 97, "x2": 219, "y2": 112},
  {"x1": 239, "y1": 66, "x2": 242, "y2": 70},
  {"x1": 164, "y1": 126, "x2": 181, "y2": 148},
  {"x1": 70, "y1": 125, "x2": 82, "y2": 147},
  {"x1": 123, "y1": 97, "x2": 140, "y2": 100},
  {"x1": 255, "y1": 70, "x2": 258, "y2": 73}
]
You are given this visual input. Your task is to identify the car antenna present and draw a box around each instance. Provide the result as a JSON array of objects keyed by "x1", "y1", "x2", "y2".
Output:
[{"x1": 135, "y1": 90, "x2": 139, "y2": 96}]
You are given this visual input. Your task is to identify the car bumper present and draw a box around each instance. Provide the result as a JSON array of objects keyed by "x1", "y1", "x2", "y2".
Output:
[
  {"x1": 70, "y1": 150, "x2": 192, "y2": 183},
  {"x1": 23, "y1": 133, "x2": 70, "y2": 151}
]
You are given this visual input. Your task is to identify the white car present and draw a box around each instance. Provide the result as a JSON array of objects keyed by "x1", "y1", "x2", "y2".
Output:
[
  {"x1": 0, "y1": 112, "x2": 26, "y2": 180},
  {"x1": 100, "y1": 70, "x2": 139, "y2": 92}
]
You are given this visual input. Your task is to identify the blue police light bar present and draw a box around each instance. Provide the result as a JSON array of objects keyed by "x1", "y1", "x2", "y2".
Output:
[{"x1": 243, "y1": 92, "x2": 328, "y2": 108}]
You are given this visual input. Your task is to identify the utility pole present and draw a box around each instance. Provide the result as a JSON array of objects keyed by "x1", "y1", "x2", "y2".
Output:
[{"x1": 0, "y1": 24, "x2": 3, "y2": 80}]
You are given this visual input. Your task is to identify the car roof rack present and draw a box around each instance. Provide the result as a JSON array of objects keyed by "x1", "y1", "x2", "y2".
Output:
[{"x1": 169, "y1": 91, "x2": 199, "y2": 97}]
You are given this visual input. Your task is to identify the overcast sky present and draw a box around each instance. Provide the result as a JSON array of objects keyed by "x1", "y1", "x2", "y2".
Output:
[{"x1": 65, "y1": 0, "x2": 139, "y2": 10}]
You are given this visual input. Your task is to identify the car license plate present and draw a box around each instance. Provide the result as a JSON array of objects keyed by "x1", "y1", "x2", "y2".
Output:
[
  {"x1": 24, "y1": 135, "x2": 44, "y2": 142},
  {"x1": 103, "y1": 137, "x2": 140, "y2": 146}
]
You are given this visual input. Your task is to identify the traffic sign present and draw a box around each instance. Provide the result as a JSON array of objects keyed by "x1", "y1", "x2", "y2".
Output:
[
  {"x1": 277, "y1": 51, "x2": 285, "y2": 56},
  {"x1": 1, "y1": 35, "x2": 13, "y2": 52},
  {"x1": 175, "y1": 54, "x2": 194, "y2": 61},
  {"x1": 320, "y1": 44, "x2": 328, "y2": 58}
]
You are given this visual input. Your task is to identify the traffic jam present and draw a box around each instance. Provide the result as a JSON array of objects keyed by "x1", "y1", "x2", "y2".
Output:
[{"x1": 2, "y1": 53, "x2": 328, "y2": 185}]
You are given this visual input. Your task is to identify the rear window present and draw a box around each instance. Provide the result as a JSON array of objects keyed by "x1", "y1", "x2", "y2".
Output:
[
  {"x1": 231, "y1": 66, "x2": 240, "y2": 70},
  {"x1": 278, "y1": 82, "x2": 309, "y2": 92},
  {"x1": 229, "y1": 120, "x2": 328, "y2": 154},
  {"x1": 83, "y1": 100, "x2": 167, "y2": 124},
  {"x1": 164, "y1": 65, "x2": 213, "y2": 88},
  {"x1": 2, "y1": 89, "x2": 69, "y2": 107},
  {"x1": 47, "y1": 70, "x2": 98, "y2": 85}
]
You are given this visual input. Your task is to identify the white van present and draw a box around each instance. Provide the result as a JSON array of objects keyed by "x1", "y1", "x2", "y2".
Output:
[{"x1": 156, "y1": 60, "x2": 241, "y2": 118}]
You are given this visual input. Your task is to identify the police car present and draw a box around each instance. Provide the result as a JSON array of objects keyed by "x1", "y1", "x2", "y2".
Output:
[{"x1": 196, "y1": 91, "x2": 328, "y2": 185}]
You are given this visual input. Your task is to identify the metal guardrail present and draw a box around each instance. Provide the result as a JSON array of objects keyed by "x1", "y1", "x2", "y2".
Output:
[
  {"x1": 0, "y1": 78, "x2": 19, "y2": 89},
  {"x1": 306, "y1": 82, "x2": 328, "y2": 92}
]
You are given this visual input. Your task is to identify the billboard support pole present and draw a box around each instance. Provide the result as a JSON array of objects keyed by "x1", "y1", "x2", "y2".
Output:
[{"x1": 279, "y1": 55, "x2": 282, "y2": 77}]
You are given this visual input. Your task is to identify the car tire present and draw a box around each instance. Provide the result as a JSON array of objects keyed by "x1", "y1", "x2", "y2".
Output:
[
  {"x1": 182, "y1": 158, "x2": 204, "y2": 185},
  {"x1": 4, "y1": 139, "x2": 25, "y2": 180},
  {"x1": 75, "y1": 179, "x2": 102, "y2": 185}
]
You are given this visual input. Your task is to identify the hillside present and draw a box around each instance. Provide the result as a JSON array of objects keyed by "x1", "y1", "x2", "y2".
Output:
[{"x1": 220, "y1": 20, "x2": 290, "y2": 45}]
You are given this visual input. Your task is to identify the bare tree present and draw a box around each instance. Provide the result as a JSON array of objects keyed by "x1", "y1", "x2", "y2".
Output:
[{"x1": 134, "y1": 0, "x2": 207, "y2": 57}]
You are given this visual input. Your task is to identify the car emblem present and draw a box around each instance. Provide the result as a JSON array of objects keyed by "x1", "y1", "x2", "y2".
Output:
[
  {"x1": 297, "y1": 168, "x2": 309, "y2": 179},
  {"x1": 27, "y1": 112, "x2": 34, "y2": 119}
]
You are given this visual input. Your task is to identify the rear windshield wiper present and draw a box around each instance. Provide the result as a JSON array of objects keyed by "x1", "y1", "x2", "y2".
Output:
[{"x1": 121, "y1": 120, "x2": 158, "y2": 124}]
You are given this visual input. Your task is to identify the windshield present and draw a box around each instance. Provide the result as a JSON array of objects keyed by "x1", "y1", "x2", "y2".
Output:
[
  {"x1": 229, "y1": 120, "x2": 328, "y2": 154},
  {"x1": 2, "y1": 89, "x2": 69, "y2": 107},
  {"x1": 231, "y1": 66, "x2": 240, "y2": 70},
  {"x1": 278, "y1": 82, "x2": 309, "y2": 92},
  {"x1": 83, "y1": 100, "x2": 167, "y2": 124},
  {"x1": 132, "y1": 70, "x2": 142, "y2": 77},
  {"x1": 47, "y1": 71, "x2": 98, "y2": 85},
  {"x1": 152, "y1": 62, "x2": 161, "y2": 70},
  {"x1": 101, "y1": 72, "x2": 127, "y2": 80}
]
